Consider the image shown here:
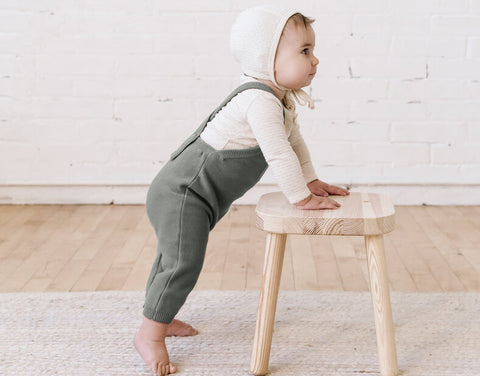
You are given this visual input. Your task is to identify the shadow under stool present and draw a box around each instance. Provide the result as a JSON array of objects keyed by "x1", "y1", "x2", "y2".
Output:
[{"x1": 250, "y1": 191, "x2": 398, "y2": 376}]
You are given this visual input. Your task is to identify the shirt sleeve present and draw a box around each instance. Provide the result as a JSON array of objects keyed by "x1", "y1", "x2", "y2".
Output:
[
  {"x1": 288, "y1": 121, "x2": 318, "y2": 184},
  {"x1": 246, "y1": 92, "x2": 311, "y2": 204}
]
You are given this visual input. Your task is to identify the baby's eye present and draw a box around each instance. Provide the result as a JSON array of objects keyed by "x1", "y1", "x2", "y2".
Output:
[{"x1": 301, "y1": 48, "x2": 309, "y2": 55}]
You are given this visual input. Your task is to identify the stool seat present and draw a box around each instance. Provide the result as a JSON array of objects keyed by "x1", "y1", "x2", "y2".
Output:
[
  {"x1": 256, "y1": 192, "x2": 395, "y2": 236},
  {"x1": 251, "y1": 192, "x2": 398, "y2": 376}
]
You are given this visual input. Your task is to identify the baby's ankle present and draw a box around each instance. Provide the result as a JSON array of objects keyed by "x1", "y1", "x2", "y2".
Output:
[{"x1": 139, "y1": 316, "x2": 169, "y2": 340}]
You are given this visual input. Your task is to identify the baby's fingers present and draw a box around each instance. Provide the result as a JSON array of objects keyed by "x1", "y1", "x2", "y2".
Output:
[
  {"x1": 299, "y1": 196, "x2": 340, "y2": 210},
  {"x1": 325, "y1": 198, "x2": 341, "y2": 208},
  {"x1": 327, "y1": 185, "x2": 350, "y2": 196}
]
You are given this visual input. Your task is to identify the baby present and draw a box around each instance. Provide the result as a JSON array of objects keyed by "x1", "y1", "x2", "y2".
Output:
[{"x1": 135, "y1": 5, "x2": 349, "y2": 375}]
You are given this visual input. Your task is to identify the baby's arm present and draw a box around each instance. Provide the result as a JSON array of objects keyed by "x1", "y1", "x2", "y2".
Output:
[
  {"x1": 289, "y1": 122, "x2": 349, "y2": 208},
  {"x1": 247, "y1": 94, "x2": 313, "y2": 204},
  {"x1": 247, "y1": 92, "x2": 343, "y2": 210}
]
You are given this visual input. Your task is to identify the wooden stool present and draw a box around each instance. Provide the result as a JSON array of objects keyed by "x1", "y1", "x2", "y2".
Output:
[{"x1": 250, "y1": 192, "x2": 398, "y2": 376}]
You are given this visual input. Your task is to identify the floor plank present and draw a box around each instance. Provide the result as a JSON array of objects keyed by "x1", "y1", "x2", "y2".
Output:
[{"x1": 0, "y1": 204, "x2": 479, "y2": 292}]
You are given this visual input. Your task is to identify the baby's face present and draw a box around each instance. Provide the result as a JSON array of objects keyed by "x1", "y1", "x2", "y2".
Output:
[{"x1": 274, "y1": 21, "x2": 318, "y2": 90}]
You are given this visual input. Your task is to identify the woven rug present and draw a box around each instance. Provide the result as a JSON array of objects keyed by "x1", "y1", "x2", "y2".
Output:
[{"x1": 0, "y1": 291, "x2": 479, "y2": 376}]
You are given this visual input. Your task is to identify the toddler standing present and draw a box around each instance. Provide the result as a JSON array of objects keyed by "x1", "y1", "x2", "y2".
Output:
[{"x1": 135, "y1": 5, "x2": 349, "y2": 375}]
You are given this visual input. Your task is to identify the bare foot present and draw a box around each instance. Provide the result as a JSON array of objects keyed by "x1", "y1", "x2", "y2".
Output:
[
  {"x1": 167, "y1": 319, "x2": 199, "y2": 337},
  {"x1": 135, "y1": 317, "x2": 177, "y2": 375}
]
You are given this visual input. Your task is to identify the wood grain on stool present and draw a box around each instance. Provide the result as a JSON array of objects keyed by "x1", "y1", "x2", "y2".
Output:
[{"x1": 251, "y1": 192, "x2": 398, "y2": 376}]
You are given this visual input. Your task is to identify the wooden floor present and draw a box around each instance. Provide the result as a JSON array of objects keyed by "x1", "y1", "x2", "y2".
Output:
[{"x1": 0, "y1": 204, "x2": 479, "y2": 293}]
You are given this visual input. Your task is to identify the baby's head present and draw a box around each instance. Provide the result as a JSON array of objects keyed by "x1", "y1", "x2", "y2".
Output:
[{"x1": 230, "y1": 5, "x2": 318, "y2": 91}]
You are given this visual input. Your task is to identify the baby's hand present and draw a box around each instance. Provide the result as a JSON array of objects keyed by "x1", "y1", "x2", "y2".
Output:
[
  {"x1": 307, "y1": 179, "x2": 350, "y2": 197},
  {"x1": 294, "y1": 194, "x2": 340, "y2": 210}
]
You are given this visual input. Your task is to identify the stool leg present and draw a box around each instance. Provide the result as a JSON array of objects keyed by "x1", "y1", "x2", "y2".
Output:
[
  {"x1": 365, "y1": 235, "x2": 398, "y2": 376},
  {"x1": 250, "y1": 233, "x2": 287, "y2": 376}
]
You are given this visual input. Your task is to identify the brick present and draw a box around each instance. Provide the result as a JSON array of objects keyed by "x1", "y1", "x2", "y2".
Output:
[
  {"x1": 350, "y1": 57, "x2": 426, "y2": 79},
  {"x1": 352, "y1": 15, "x2": 392, "y2": 35},
  {"x1": 16, "y1": 118, "x2": 80, "y2": 143},
  {"x1": 116, "y1": 55, "x2": 194, "y2": 77},
  {"x1": 0, "y1": 33, "x2": 25, "y2": 54},
  {"x1": 314, "y1": 36, "x2": 390, "y2": 57},
  {"x1": 302, "y1": 121, "x2": 390, "y2": 142},
  {"x1": 300, "y1": 99, "x2": 351, "y2": 121},
  {"x1": 313, "y1": 14, "x2": 352, "y2": 36},
  {"x1": 0, "y1": 97, "x2": 15, "y2": 117},
  {"x1": 426, "y1": 80, "x2": 472, "y2": 99},
  {"x1": 460, "y1": 165, "x2": 480, "y2": 181},
  {"x1": 467, "y1": 122, "x2": 480, "y2": 141},
  {"x1": 391, "y1": 122, "x2": 464, "y2": 144},
  {"x1": 0, "y1": 10, "x2": 29, "y2": 32},
  {"x1": 468, "y1": 81, "x2": 480, "y2": 98},
  {"x1": 195, "y1": 55, "x2": 239, "y2": 77},
  {"x1": 193, "y1": 34, "x2": 230, "y2": 56},
  {"x1": 35, "y1": 55, "x2": 115, "y2": 76},
  {"x1": 354, "y1": 14, "x2": 446, "y2": 36},
  {"x1": 428, "y1": 100, "x2": 480, "y2": 121},
  {"x1": 113, "y1": 98, "x2": 194, "y2": 121},
  {"x1": 429, "y1": 37, "x2": 467, "y2": 58},
  {"x1": 353, "y1": 143, "x2": 430, "y2": 165},
  {"x1": 474, "y1": 0, "x2": 480, "y2": 13},
  {"x1": 153, "y1": 13, "x2": 197, "y2": 35},
  {"x1": 311, "y1": 0, "x2": 356, "y2": 13},
  {"x1": 431, "y1": 16, "x2": 480, "y2": 36},
  {"x1": 318, "y1": 165, "x2": 385, "y2": 184},
  {"x1": 194, "y1": 12, "x2": 236, "y2": 34},
  {"x1": 311, "y1": 77, "x2": 388, "y2": 100},
  {"x1": 0, "y1": 77, "x2": 13, "y2": 96},
  {"x1": 0, "y1": 141, "x2": 38, "y2": 180},
  {"x1": 30, "y1": 77, "x2": 74, "y2": 96},
  {"x1": 350, "y1": 100, "x2": 428, "y2": 121},
  {"x1": 76, "y1": 35, "x2": 154, "y2": 54},
  {"x1": 73, "y1": 77, "x2": 115, "y2": 98},
  {"x1": 152, "y1": 34, "x2": 193, "y2": 55},
  {"x1": 191, "y1": 78, "x2": 234, "y2": 101},
  {"x1": 382, "y1": 165, "x2": 463, "y2": 183},
  {"x1": 391, "y1": 37, "x2": 466, "y2": 58},
  {"x1": 428, "y1": 58, "x2": 480, "y2": 79},
  {"x1": 432, "y1": 144, "x2": 480, "y2": 164},
  {"x1": 77, "y1": 0, "x2": 153, "y2": 14},
  {"x1": 27, "y1": 98, "x2": 112, "y2": 119},
  {"x1": 0, "y1": 55, "x2": 16, "y2": 76},
  {"x1": 388, "y1": 79, "x2": 426, "y2": 100},
  {"x1": 151, "y1": 0, "x2": 232, "y2": 12},
  {"x1": 390, "y1": 37, "x2": 428, "y2": 58},
  {"x1": 316, "y1": 57, "x2": 350, "y2": 78},
  {"x1": 387, "y1": 0, "x2": 462, "y2": 14},
  {"x1": 467, "y1": 37, "x2": 480, "y2": 58},
  {"x1": 307, "y1": 142, "x2": 353, "y2": 166}
]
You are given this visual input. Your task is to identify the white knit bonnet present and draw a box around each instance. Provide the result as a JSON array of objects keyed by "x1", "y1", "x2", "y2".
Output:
[{"x1": 230, "y1": 4, "x2": 314, "y2": 113}]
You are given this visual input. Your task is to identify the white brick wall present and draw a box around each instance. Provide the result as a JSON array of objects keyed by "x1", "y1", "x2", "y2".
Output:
[{"x1": 1, "y1": 0, "x2": 479, "y2": 204}]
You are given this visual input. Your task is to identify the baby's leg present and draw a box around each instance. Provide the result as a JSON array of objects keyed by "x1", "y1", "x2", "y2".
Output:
[{"x1": 135, "y1": 316, "x2": 177, "y2": 375}]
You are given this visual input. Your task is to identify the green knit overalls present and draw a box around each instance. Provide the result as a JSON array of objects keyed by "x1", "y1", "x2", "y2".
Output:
[{"x1": 144, "y1": 82, "x2": 278, "y2": 323}]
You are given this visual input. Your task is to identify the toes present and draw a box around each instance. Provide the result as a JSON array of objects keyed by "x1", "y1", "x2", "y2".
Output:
[
  {"x1": 152, "y1": 361, "x2": 176, "y2": 375},
  {"x1": 151, "y1": 362, "x2": 177, "y2": 376}
]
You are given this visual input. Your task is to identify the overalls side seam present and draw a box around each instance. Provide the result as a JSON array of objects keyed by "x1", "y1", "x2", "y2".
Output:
[{"x1": 153, "y1": 150, "x2": 212, "y2": 316}]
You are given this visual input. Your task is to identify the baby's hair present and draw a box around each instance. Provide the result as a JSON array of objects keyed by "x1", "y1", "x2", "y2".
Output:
[{"x1": 287, "y1": 13, "x2": 315, "y2": 29}]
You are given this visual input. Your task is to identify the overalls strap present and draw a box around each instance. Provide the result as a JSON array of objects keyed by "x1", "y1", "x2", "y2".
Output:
[
  {"x1": 170, "y1": 81, "x2": 277, "y2": 160},
  {"x1": 202, "y1": 81, "x2": 277, "y2": 131}
]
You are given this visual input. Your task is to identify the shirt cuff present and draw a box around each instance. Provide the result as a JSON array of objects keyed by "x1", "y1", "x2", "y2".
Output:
[{"x1": 300, "y1": 161, "x2": 318, "y2": 184}]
